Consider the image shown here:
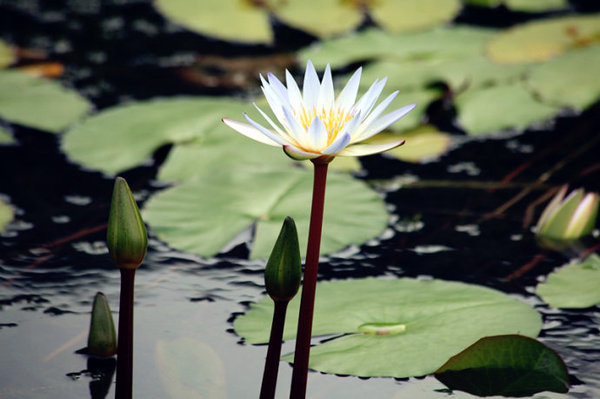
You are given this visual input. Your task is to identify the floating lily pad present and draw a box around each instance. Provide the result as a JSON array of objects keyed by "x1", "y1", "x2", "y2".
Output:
[
  {"x1": 526, "y1": 44, "x2": 600, "y2": 111},
  {"x1": 234, "y1": 278, "x2": 542, "y2": 377},
  {"x1": 156, "y1": 337, "x2": 226, "y2": 399},
  {"x1": 537, "y1": 254, "x2": 600, "y2": 309},
  {"x1": 300, "y1": 25, "x2": 498, "y2": 70},
  {"x1": 0, "y1": 69, "x2": 91, "y2": 133},
  {"x1": 464, "y1": 0, "x2": 569, "y2": 12},
  {"x1": 455, "y1": 83, "x2": 560, "y2": 136},
  {"x1": 487, "y1": 14, "x2": 600, "y2": 64},
  {"x1": 0, "y1": 40, "x2": 14, "y2": 68},
  {"x1": 143, "y1": 167, "x2": 389, "y2": 259},
  {"x1": 0, "y1": 125, "x2": 14, "y2": 144},
  {"x1": 155, "y1": 0, "x2": 272, "y2": 44},
  {"x1": 435, "y1": 335, "x2": 569, "y2": 397},
  {"x1": 370, "y1": 125, "x2": 452, "y2": 163},
  {"x1": 62, "y1": 97, "x2": 278, "y2": 176},
  {"x1": 0, "y1": 197, "x2": 14, "y2": 232},
  {"x1": 369, "y1": 0, "x2": 461, "y2": 33}
]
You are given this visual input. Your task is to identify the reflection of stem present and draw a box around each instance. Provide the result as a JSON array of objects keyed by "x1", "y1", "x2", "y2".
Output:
[
  {"x1": 290, "y1": 160, "x2": 329, "y2": 399},
  {"x1": 116, "y1": 269, "x2": 135, "y2": 399},
  {"x1": 260, "y1": 300, "x2": 289, "y2": 399}
]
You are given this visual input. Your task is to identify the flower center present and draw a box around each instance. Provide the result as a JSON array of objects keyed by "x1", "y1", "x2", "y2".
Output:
[{"x1": 296, "y1": 107, "x2": 354, "y2": 145}]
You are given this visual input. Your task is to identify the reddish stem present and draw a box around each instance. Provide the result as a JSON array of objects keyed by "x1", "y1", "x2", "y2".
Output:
[
  {"x1": 290, "y1": 160, "x2": 329, "y2": 399},
  {"x1": 260, "y1": 300, "x2": 289, "y2": 399},
  {"x1": 116, "y1": 268, "x2": 135, "y2": 399}
]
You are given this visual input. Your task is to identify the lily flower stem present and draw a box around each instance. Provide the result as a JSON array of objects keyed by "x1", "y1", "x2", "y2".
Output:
[
  {"x1": 290, "y1": 160, "x2": 329, "y2": 399},
  {"x1": 260, "y1": 300, "x2": 290, "y2": 399},
  {"x1": 116, "y1": 268, "x2": 135, "y2": 399}
]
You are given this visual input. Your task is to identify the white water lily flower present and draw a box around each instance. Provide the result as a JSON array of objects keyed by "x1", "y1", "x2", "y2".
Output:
[{"x1": 223, "y1": 60, "x2": 416, "y2": 161}]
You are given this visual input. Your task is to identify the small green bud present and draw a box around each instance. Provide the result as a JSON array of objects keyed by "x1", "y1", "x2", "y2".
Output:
[
  {"x1": 265, "y1": 217, "x2": 301, "y2": 302},
  {"x1": 536, "y1": 185, "x2": 598, "y2": 241},
  {"x1": 87, "y1": 292, "x2": 117, "y2": 358},
  {"x1": 107, "y1": 177, "x2": 148, "y2": 269}
]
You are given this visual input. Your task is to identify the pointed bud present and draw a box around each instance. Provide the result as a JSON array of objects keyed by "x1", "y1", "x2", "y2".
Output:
[
  {"x1": 265, "y1": 217, "x2": 301, "y2": 302},
  {"x1": 87, "y1": 292, "x2": 117, "y2": 358},
  {"x1": 107, "y1": 177, "x2": 147, "y2": 269}
]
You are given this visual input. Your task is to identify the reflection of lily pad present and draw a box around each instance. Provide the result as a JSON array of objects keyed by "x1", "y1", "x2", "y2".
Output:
[
  {"x1": 369, "y1": 0, "x2": 460, "y2": 33},
  {"x1": 487, "y1": 14, "x2": 600, "y2": 64},
  {"x1": 0, "y1": 40, "x2": 14, "y2": 68},
  {"x1": 527, "y1": 44, "x2": 600, "y2": 111},
  {"x1": 436, "y1": 335, "x2": 569, "y2": 397},
  {"x1": 156, "y1": 337, "x2": 226, "y2": 399},
  {"x1": 537, "y1": 254, "x2": 600, "y2": 309},
  {"x1": 235, "y1": 278, "x2": 541, "y2": 377},
  {"x1": 62, "y1": 97, "x2": 276, "y2": 176},
  {"x1": 155, "y1": 0, "x2": 272, "y2": 44},
  {"x1": 370, "y1": 125, "x2": 452, "y2": 163},
  {"x1": 0, "y1": 197, "x2": 13, "y2": 232},
  {"x1": 0, "y1": 69, "x2": 91, "y2": 133},
  {"x1": 143, "y1": 168, "x2": 388, "y2": 259},
  {"x1": 455, "y1": 83, "x2": 560, "y2": 136}
]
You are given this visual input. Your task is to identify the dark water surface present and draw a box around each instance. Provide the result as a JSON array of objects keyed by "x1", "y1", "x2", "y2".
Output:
[{"x1": 1, "y1": 1, "x2": 600, "y2": 398}]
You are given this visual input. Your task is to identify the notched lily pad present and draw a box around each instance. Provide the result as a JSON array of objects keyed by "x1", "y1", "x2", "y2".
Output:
[
  {"x1": 0, "y1": 69, "x2": 91, "y2": 133},
  {"x1": 487, "y1": 14, "x2": 600, "y2": 64},
  {"x1": 367, "y1": 125, "x2": 452, "y2": 163},
  {"x1": 537, "y1": 254, "x2": 600, "y2": 309},
  {"x1": 435, "y1": 335, "x2": 569, "y2": 397},
  {"x1": 143, "y1": 167, "x2": 389, "y2": 259},
  {"x1": 234, "y1": 278, "x2": 542, "y2": 377},
  {"x1": 369, "y1": 0, "x2": 461, "y2": 33},
  {"x1": 464, "y1": 0, "x2": 569, "y2": 12}
]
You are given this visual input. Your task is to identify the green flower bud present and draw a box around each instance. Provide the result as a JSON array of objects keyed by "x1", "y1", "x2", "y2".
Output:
[
  {"x1": 87, "y1": 292, "x2": 117, "y2": 358},
  {"x1": 265, "y1": 216, "x2": 301, "y2": 302},
  {"x1": 107, "y1": 177, "x2": 147, "y2": 269},
  {"x1": 536, "y1": 185, "x2": 598, "y2": 241}
]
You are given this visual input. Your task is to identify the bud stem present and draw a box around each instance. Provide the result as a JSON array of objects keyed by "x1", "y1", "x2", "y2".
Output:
[
  {"x1": 116, "y1": 268, "x2": 135, "y2": 399},
  {"x1": 260, "y1": 300, "x2": 290, "y2": 399}
]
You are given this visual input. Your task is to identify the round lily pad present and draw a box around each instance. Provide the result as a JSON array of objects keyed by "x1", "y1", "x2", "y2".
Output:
[
  {"x1": 62, "y1": 97, "x2": 274, "y2": 176},
  {"x1": 464, "y1": 0, "x2": 569, "y2": 12},
  {"x1": 234, "y1": 278, "x2": 542, "y2": 377},
  {"x1": 0, "y1": 197, "x2": 14, "y2": 232},
  {"x1": 154, "y1": 0, "x2": 272, "y2": 44},
  {"x1": 537, "y1": 254, "x2": 600, "y2": 309},
  {"x1": 370, "y1": 125, "x2": 452, "y2": 163},
  {"x1": 0, "y1": 69, "x2": 91, "y2": 133},
  {"x1": 0, "y1": 40, "x2": 14, "y2": 68},
  {"x1": 487, "y1": 14, "x2": 600, "y2": 64},
  {"x1": 455, "y1": 83, "x2": 560, "y2": 136},
  {"x1": 526, "y1": 44, "x2": 600, "y2": 111},
  {"x1": 369, "y1": 0, "x2": 461, "y2": 33},
  {"x1": 143, "y1": 167, "x2": 389, "y2": 259}
]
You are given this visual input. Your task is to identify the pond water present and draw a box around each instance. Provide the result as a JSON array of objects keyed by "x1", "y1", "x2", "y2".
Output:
[{"x1": 1, "y1": 1, "x2": 600, "y2": 398}]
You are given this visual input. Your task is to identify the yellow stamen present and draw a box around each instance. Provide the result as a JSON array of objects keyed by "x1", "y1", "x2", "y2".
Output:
[{"x1": 295, "y1": 107, "x2": 354, "y2": 145}]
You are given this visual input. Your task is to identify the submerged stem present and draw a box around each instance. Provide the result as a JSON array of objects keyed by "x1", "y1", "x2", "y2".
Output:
[{"x1": 290, "y1": 159, "x2": 329, "y2": 399}]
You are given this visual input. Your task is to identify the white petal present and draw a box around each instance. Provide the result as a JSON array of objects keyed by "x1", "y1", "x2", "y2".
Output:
[
  {"x1": 336, "y1": 110, "x2": 362, "y2": 139},
  {"x1": 222, "y1": 118, "x2": 280, "y2": 147},
  {"x1": 335, "y1": 67, "x2": 362, "y2": 111},
  {"x1": 243, "y1": 114, "x2": 287, "y2": 145},
  {"x1": 286, "y1": 70, "x2": 304, "y2": 112},
  {"x1": 338, "y1": 139, "x2": 405, "y2": 157},
  {"x1": 353, "y1": 77, "x2": 387, "y2": 120},
  {"x1": 282, "y1": 106, "x2": 308, "y2": 144},
  {"x1": 317, "y1": 64, "x2": 334, "y2": 111},
  {"x1": 352, "y1": 91, "x2": 399, "y2": 141},
  {"x1": 253, "y1": 103, "x2": 286, "y2": 137},
  {"x1": 322, "y1": 132, "x2": 351, "y2": 155},
  {"x1": 283, "y1": 145, "x2": 320, "y2": 160},
  {"x1": 354, "y1": 103, "x2": 416, "y2": 142},
  {"x1": 261, "y1": 82, "x2": 287, "y2": 125},
  {"x1": 306, "y1": 117, "x2": 328, "y2": 150},
  {"x1": 267, "y1": 72, "x2": 289, "y2": 104},
  {"x1": 303, "y1": 60, "x2": 320, "y2": 111}
]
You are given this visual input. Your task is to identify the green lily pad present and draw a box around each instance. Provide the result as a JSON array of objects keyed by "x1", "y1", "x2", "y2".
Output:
[
  {"x1": 234, "y1": 278, "x2": 542, "y2": 377},
  {"x1": 0, "y1": 197, "x2": 14, "y2": 232},
  {"x1": 143, "y1": 167, "x2": 389, "y2": 259},
  {"x1": 274, "y1": 0, "x2": 362, "y2": 40},
  {"x1": 526, "y1": 44, "x2": 600, "y2": 111},
  {"x1": 435, "y1": 335, "x2": 569, "y2": 397},
  {"x1": 370, "y1": 125, "x2": 452, "y2": 163},
  {"x1": 487, "y1": 14, "x2": 600, "y2": 64},
  {"x1": 537, "y1": 254, "x2": 600, "y2": 309},
  {"x1": 156, "y1": 337, "x2": 226, "y2": 399},
  {"x1": 369, "y1": 0, "x2": 460, "y2": 33},
  {"x1": 464, "y1": 0, "x2": 569, "y2": 12},
  {"x1": 0, "y1": 125, "x2": 14, "y2": 144},
  {"x1": 300, "y1": 25, "x2": 498, "y2": 70},
  {"x1": 155, "y1": 0, "x2": 272, "y2": 44},
  {"x1": 455, "y1": 83, "x2": 560, "y2": 136},
  {"x1": 0, "y1": 40, "x2": 14, "y2": 68},
  {"x1": 0, "y1": 69, "x2": 91, "y2": 133},
  {"x1": 62, "y1": 97, "x2": 279, "y2": 176}
]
